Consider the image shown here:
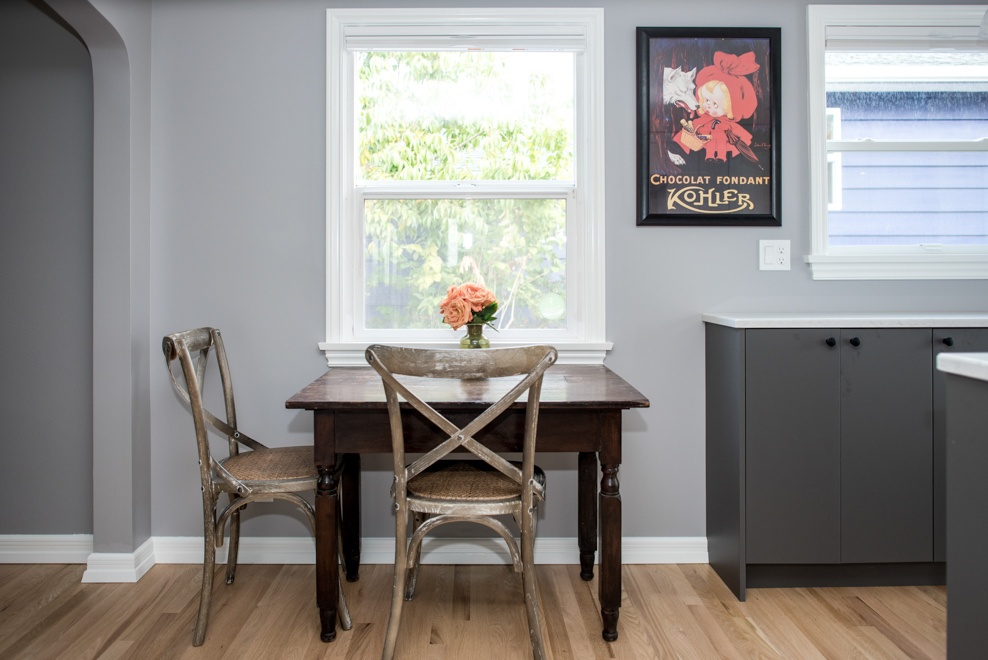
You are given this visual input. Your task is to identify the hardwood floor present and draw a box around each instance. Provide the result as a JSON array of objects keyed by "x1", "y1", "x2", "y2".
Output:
[{"x1": 0, "y1": 562, "x2": 945, "y2": 659}]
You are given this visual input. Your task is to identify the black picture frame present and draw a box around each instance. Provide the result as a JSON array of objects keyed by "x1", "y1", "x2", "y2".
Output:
[{"x1": 636, "y1": 27, "x2": 781, "y2": 226}]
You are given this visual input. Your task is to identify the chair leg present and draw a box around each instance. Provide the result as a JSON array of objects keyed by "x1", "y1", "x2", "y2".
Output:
[
  {"x1": 194, "y1": 514, "x2": 217, "y2": 646},
  {"x1": 404, "y1": 512, "x2": 426, "y2": 600},
  {"x1": 337, "y1": 524, "x2": 353, "y2": 631},
  {"x1": 382, "y1": 506, "x2": 410, "y2": 660},
  {"x1": 521, "y1": 512, "x2": 546, "y2": 660},
  {"x1": 225, "y1": 502, "x2": 241, "y2": 585},
  {"x1": 332, "y1": 480, "x2": 353, "y2": 631},
  {"x1": 337, "y1": 573, "x2": 353, "y2": 631}
]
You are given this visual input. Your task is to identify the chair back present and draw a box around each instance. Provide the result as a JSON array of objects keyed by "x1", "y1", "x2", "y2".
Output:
[
  {"x1": 364, "y1": 344, "x2": 557, "y2": 506},
  {"x1": 163, "y1": 327, "x2": 265, "y2": 494}
]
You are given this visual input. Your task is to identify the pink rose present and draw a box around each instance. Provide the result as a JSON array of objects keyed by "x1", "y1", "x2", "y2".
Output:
[
  {"x1": 458, "y1": 282, "x2": 497, "y2": 312},
  {"x1": 440, "y1": 296, "x2": 472, "y2": 330}
]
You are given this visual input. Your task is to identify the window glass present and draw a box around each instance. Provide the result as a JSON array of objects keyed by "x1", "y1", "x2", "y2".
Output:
[
  {"x1": 806, "y1": 5, "x2": 988, "y2": 279},
  {"x1": 363, "y1": 198, "x2": 567, "y2": 329},
  {"x1": 826, "y1": 52, "x2": 988, "y2": 141},
  {"x1": 825, "y1": 51, "x2": 988, "y2": 247},
  {"x1": 356, "y1": 51, "x2": 573, "y2": 182},
  {"x1": 356, "y1": 50, "x2": 573, "y2": 333},
  {"x1": 829, "y1": 151, "x2": 988, "y2": 246}
]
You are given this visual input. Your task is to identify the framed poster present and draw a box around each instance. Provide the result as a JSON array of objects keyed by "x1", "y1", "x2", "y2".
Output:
[{"x1": 636, "y1": 27, "x2": 781, "y2": 226}]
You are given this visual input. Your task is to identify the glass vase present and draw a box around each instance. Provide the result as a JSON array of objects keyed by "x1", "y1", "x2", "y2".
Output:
[{"x1": 460, "y1": 323, "x2": 490, "y2": 349}]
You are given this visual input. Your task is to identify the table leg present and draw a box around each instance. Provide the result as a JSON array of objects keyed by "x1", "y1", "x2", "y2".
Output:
[
  {"x1": 578, "y1": 451, "x2": 598, "y2": 580},
  {"x1": 316, "y1": 464, "x2": 340, "y2": 642},
  {"x1": 341, "y1": 453, "x2": 361, "y2": 581},
  {"x1": 599, "y1": 413, "x2": 622, "y2": 642},
  {"x1": 314, "y1": 412, "x2": 339, "y2": 643}
]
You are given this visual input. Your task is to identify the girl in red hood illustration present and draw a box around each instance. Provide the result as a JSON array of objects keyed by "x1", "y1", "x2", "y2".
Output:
[{"x1": 674, "y1": 51, "x2": 761, "y2": 166}]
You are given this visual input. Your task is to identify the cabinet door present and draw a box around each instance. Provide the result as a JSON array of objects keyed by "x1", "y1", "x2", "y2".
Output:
[
  {"x1": 840, "y1": 328, "x2": 933, "y2": 563},
  {"x1": 932, "y1": 328, "x2": 988, "y2": 561},
  {"x1": 745, "y1": 329, "x2": 841, "y2": 564}
]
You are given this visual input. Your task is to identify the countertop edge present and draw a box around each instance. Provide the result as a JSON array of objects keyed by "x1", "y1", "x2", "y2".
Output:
[
  {"x1": 702, "y1": 312, "x2": 988, "y2": 329},
  {"x1": 937, "y1": 352, "x2": 988, "y2": 383}
]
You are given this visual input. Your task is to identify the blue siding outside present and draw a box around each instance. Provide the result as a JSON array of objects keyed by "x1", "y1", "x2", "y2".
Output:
[{"x1": 827, "y1": 91, "x2": 988, "y2": 246}]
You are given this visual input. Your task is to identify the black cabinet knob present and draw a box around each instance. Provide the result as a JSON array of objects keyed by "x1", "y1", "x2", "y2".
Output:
[
  {"x1": 849, "y1": 337, "x2": 861, "y2": 347},
  {"x1": 943, "y1": 337, "x2": 955, "y2": 347},
  {"x1": 825, "y1": 337, "x2": 837, "y2": 347}
]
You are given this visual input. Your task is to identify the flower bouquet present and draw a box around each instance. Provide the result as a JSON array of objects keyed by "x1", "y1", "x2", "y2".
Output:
[
  {"x1": 439, "y1": 283, "x2": 498, "y2": 331},
  {"x1": 440, "y1": 283, "x2": 498, "y2": 348}
]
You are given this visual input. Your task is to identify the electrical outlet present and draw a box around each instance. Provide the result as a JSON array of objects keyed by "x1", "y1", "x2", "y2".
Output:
[{"x1": 759, "y1": 239, "x2": 790, "y2": 271}]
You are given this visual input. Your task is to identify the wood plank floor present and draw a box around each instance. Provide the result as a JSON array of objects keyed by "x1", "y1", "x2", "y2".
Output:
[{"x1": 0, "y1": 562, "x2": 945, "y2": 659}]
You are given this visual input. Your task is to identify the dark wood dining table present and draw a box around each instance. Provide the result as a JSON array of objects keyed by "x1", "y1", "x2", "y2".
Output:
[{"x1": 285, "y1": 363, "x2": 649, "y2": 643}]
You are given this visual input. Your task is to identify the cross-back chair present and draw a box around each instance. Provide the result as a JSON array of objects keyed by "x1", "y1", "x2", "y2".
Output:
[
  {"x1": 163, "y1": 327, "x2": 351, "y2": 646},
  {"x1": 365, "y1": 344, "x2": 558, "y2": 660}
]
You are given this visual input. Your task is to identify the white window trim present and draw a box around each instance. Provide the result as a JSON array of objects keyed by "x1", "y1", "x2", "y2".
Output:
[
  {"x1": 806, "y1": 4, "x2": 988, "y2": 280},
  {"x1": 322, "y1": 7, "x2": 609, "y2": 366}
]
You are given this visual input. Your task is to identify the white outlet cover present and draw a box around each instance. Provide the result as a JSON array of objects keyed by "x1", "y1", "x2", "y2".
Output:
[{"x1": 759, "y1": 239, "x2": 790, "y2": 271}]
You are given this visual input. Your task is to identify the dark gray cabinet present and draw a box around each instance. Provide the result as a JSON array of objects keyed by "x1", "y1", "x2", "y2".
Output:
[
  {"x1": 745, "y1": 328, "x2": 840, "y2": 565},
  {"x1": 932, "y1": 328, "x2": 988, "y2": 562},
  {"x1": 705, "y1": 321, "x2": 988, "y2": 600},
  {"x1": 839, "y1": 328, "x2": 932, "y2": 563},
  {"x1": 942, "y1": 361, "x2": 988, "y2": 659}
]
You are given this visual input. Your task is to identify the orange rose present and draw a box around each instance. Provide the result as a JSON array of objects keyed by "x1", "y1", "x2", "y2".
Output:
[
  {"x1": 440, "y1": 296, "x2": 472, "y2": 330},
  {"x1": 458, "y1": 282, "x2": 497, "y2": 312}
]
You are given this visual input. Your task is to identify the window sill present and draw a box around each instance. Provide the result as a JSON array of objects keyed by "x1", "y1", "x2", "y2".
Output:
[
  {"x1": 318, "y1": 341, "x2": 613, "y2": 367},
  {"x1": 805, "y1": 253, "x2": 988, "y2": 280}
]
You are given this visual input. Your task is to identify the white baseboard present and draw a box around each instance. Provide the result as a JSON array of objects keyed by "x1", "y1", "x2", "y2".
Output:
[
  {"x1": 152, "y1": 536, "x2": 318, "y2": 564},
  {"x1": 0, "y1": 534, "x2": 94, "y2": 563},
  {"x1": 1, "y1": 534, "x2": 708, "y2": 583},
  {"x1": 81, "y1": 537, "x2": 155, "y2": 583}
]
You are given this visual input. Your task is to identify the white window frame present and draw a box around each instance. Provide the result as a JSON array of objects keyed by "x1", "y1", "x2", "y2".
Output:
[
  {"x1": 322, "y1": 8, "x2": 609, "y2": 365},
  {"x1": 806, "y1": 5, "x2": 988, "y2": 280}
]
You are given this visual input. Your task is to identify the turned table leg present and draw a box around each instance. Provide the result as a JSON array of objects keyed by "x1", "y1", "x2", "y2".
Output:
[
  {"x1": 340, "y1": 454, "x2": 361, "y2": 581},
  {"x1": 578, "y1": 451, "x2": 598, "y2": 580},
  {"x1": 599, "y1": 413, "x2": 622, "y2": 641},
  {"x1": 314, "y1": 411, "x2": 340, "y2": 642}
]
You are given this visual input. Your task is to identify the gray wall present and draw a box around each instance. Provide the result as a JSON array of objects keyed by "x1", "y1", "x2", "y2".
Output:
[
  {"x1": 4, "y1": 0, "x2": 987, "y2": 543},
  {"x1": 0, "y1": 0, "x2": 94, "y2": 534},
  {"x1": 148, "y1": 0, "x2": 988, "y2": 540}
]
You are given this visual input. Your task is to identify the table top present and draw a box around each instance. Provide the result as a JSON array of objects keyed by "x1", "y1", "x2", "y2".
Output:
[{"x1": 286, "y1": 364, "x2": 649, "y2": 411}]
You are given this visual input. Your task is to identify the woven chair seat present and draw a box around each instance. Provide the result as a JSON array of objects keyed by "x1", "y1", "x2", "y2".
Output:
[
  {"x1": 408, "y1": 461, "x2": 545, "y2": 502},
  {"x1": 221, "y1": 446, "x2": 317, "y2": 482}
]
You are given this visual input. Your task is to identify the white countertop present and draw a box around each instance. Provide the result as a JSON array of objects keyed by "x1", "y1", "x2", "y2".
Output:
[
  {"x1": 937, "y1": 353, "x2": 988, "y2": 383},
  {"x1": 701, "y1": 312, "x2": 988, "y2": 329}
]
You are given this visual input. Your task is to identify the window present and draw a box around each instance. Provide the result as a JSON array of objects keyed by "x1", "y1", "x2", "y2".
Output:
[
  {"x1": 807, "y1": 5, "x2": 988, "y2": 280},
  {"x1": 324, "y1": 8, "x2": 607, "y2": 364}
]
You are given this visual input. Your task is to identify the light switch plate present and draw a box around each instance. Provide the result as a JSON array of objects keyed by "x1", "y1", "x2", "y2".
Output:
[{"x1": 759, "y1": 239, "x2": 790, "y2": 271}]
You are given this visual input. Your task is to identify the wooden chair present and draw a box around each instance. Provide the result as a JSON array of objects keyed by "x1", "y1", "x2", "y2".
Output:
[
  {"x1": 364, "y1": 344, "x2": 558, "y2": 660},
  {"x1": 163, "y1": 327, "x2": 351, "y2": 646}
]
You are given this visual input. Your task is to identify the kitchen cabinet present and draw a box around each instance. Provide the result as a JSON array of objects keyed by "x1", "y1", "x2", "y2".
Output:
[
  {"x1": 932, "y1": 328, "x2": 988, "y2": 561},
  {"x1": 938, "y1": 352, "x2": 988, "y2": 659},
  {"x1": 703, "y1": 313, "x2": 988, "y2": 600}
]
